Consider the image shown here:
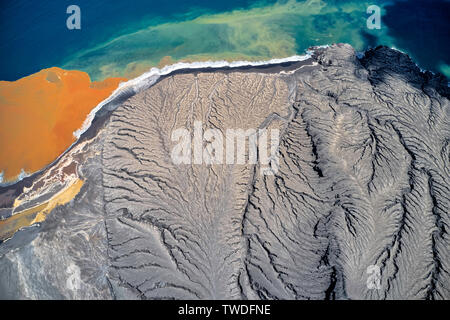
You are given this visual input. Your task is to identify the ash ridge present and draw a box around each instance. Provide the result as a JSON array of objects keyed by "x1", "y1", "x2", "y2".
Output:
[{"x1": 0, "y1": 44, "x2": 448, "y2": 300}]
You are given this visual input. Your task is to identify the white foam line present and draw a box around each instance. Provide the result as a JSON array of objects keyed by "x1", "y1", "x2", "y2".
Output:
[
  {"x1": 73, "y1": 54, "x2": 312, "y2": 139},
  {"x1": 1, "y1": 53, "x2": 317, "y2": 187}
]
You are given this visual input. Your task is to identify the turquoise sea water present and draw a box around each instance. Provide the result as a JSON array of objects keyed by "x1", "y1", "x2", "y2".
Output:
[{"x1": 0, "y1": 0, "x2": 449, "y2": 81}]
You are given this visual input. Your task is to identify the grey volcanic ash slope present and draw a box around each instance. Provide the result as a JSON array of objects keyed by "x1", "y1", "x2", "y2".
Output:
[{"x1": 0, "y1": 44, "x2": 449, "y2": 300}]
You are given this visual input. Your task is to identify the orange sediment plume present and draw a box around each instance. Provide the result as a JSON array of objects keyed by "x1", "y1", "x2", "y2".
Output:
[{"x1": 0, "y1": 67, "x2": 126, "y2": 182}]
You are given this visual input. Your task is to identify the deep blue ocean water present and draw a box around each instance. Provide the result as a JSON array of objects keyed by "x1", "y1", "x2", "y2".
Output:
[{"x1": 0, "y1": 0, "x2": 449, "y2": 81}]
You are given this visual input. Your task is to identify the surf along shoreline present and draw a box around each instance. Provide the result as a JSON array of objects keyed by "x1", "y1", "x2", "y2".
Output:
[{"x1": 0, "y1": 50, "x2": 320, "y2": 194}]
